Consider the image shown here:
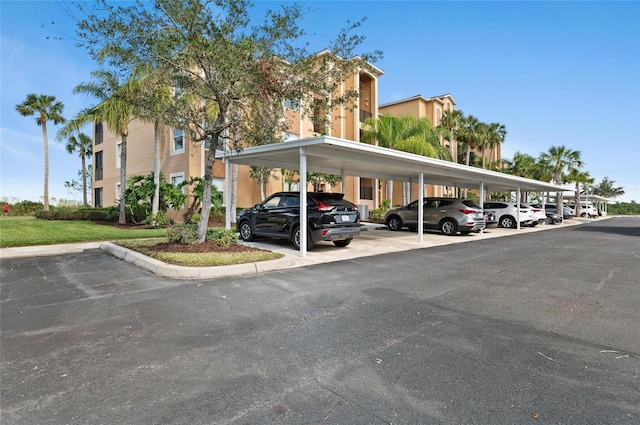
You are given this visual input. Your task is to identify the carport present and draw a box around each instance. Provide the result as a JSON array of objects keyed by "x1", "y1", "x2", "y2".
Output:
[{"x1": 217, "y1": 136, "x2": 569, "y2": 257}]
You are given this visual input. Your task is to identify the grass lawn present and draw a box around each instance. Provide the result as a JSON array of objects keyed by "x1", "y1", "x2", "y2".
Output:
[
  {"x1": 0, "y1": 217, "x2": 284, "y2": 267},
  {"x1": 0, "y1": 216, "x2": 167, "y2": 248}
]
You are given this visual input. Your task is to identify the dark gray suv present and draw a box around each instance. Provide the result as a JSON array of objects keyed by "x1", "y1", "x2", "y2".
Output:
[
  {"x1": 237, "y1": 192, "x2": 360, "y2": 250},
  {"x1": 384, "y1": 197, "x2": 486, "y2": 236}
]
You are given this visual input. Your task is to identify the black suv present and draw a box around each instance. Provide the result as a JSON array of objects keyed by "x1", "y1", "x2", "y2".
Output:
[{"x1": 236, "y1": 192, "x2": 361, "y2": 250}]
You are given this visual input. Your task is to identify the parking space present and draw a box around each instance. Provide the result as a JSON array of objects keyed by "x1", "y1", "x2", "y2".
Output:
[{"x1": 241, "y1": 218, "x2": 588, "y2": 267}]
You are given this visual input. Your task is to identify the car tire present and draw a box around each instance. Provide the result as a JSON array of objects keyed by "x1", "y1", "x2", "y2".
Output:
[
  {"x1": 500, "y1": 216, "x2": 516, "y2": 228},
  {"x1": 333, "y1": 239, "x2": 352, "y2": 247},
  {"x1": 292, "y1": 226, "x2": 314, "y2": 250},
  {"x1": 581, "y1": 213, "x2": 587, "y2": 218},
  {"x1": 546, "y1": 216, "x2": 553, "y2": 225},
  {"x1": 440, "y1": 219, "x2": 458, "y2": 236},
  {"x1": 386, "y1": 215, "x2": 403, "y2": 231},
  {"x1": 238, "y1": 221, "x2": 255, "y2": 241}
]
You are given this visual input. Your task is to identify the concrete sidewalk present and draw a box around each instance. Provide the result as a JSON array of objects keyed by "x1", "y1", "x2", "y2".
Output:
[{"x1": 0, "y1": 218, "x2": 591, "y2": 279}]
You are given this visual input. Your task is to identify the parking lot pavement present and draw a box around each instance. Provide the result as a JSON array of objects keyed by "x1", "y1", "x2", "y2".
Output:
[
  {"x1": 1, "y1": 217, "x2": 638, "y2": 424},
  {"x1": 2, "y1": 217, "x2": 590, "y2": 279},
  {"x1": 0, "y1": 217, "x2": 589, "y2": 279}
]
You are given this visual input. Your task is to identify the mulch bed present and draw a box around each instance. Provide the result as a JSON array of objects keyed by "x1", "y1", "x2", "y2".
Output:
[
  {"x1": 96, "y1": 221, "x2": 266, "y2": 254},
  {"x1": 150, "y1": 241, "x2": 267, "y2": 254}
]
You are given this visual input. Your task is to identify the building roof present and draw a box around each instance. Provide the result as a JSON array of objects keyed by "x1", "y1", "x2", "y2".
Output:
[{"x1": 379, "y1": 93, "x2": 457, "y2": 108}]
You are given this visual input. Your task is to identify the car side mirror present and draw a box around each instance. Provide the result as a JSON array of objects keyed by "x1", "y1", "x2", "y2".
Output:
[{"x1": 254, "y1": 203, "x2": 262, "y2": 210}]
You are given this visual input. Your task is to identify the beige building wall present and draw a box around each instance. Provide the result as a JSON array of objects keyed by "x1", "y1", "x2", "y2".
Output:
[
  {"x1": 379, "y1": 94, "x2": 462, "y2": 203},
  {"x1": 93, "y1": 62, "x2": 384, "y2": 222}
]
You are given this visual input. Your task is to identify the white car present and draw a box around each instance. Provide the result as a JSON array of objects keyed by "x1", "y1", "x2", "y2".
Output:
[
  {"x1": 483, "y1": 202, "x2": 535, "y2": 228},
  {"x1": 576, "y1": 203, "x2": 599, "y2": 218},
  {"x1": 522, "y1": 203, "x2": 546, "y2": 225}
]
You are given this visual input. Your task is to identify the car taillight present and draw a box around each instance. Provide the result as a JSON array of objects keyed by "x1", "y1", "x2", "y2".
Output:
[
  {"x1": 316, "y1": 200, "x2": 335, "y2": 212},
  {"x1": 459, "y1": 209, "x2": 476, "y2": 215}
]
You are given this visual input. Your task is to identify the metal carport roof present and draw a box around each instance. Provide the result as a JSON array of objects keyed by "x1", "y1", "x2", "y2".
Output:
[{"x1": 217, "y1": 136, "x2": 570, "y2": 257}]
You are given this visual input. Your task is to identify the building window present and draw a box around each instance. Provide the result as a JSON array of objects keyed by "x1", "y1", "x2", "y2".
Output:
[
  {"x1": 212, "y1": 177, "x2": 225, "y2": 203},
  {"x1": 284, "y1": 98, "x2": 299, "y2": 112},
  {"x1": 116, "y1": 142, "x2": 122, "y2": 169},
  {"x1": 173, "y1": 128, "x2": 184, "y2": 153},
  {"x1": 94, "y1": 151, "x2": 103, "y2": 181},
  {"x1": 170, "y1": 172, "x2": 185, "y2": 193},
  {"x1": 95, "y1": 122, "x2": 103, "y2": 145},
  {"x1": 360, "y1": 178, "x2": 374, "y2": 200},
  {"x1": 115, "y1": 182, "x2": 121, "y2": 202},
  {"x1": 94, "y1": 188, "x2": 103, "y2": 207}
]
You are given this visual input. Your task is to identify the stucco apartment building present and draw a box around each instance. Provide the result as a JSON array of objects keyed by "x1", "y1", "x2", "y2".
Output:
[{"x1": 92, "y1": 59, "x2": 495, "y2": 221}]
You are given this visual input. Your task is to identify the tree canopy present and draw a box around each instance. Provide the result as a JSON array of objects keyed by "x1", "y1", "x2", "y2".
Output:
[{"x1": 75, "y1": 0, "x2": 381, "y2": 241}]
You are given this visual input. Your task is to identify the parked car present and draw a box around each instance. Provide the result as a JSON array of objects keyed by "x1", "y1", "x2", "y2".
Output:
[
  {"x1": 484, "y1": 211, "x2": 498, "y2": 229},
  {"x1": 575, "y1": 203, "x2": 599, "y2": 218},
  {"x1": 522, "y1": 203, "x2": 546, "y2": 225},
  {"x1": 384, "y1": 197, "x2": 486, "y2": 236},
  {"x1": 542, "y1": 204, "x2": 574, "y2": 219},
  {"x1": 236, "y1": 192, "x2": 360, "y2": 250},
  {"x1": 482, "y1": 202, "x2": 534, "y2": 228},
  {"x1": 531, "y1": 204, "x2": 568, "y2": 223},
  {"x1": 545, "y1": 211, "x2": 563, "y2": 224}
]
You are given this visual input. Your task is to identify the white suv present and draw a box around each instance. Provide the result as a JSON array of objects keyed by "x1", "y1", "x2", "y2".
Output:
[
  {"x1": 577, "y1": 203, "x2": 599, "y2": 218},
  {"x1": 483, "y1": 202, "x2": 535, "y2": 228}
]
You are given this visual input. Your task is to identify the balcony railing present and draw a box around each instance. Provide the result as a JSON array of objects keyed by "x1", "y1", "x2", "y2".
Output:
[{"x1": 360, "y1": 109, "x2": 372, "y2": 122}]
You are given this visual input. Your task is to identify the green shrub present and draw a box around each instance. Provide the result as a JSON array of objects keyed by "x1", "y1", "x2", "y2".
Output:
[
  {"x1": 145, "y1": 212, "x2": 170, "y2": 228},
  {"x1": 207, "y1": 228, "x2": 238, "y2": 247},
  {"x1": 369, "y1": 199, "x2": 391, "y2": 221},
  {"x1": 189, "y1": 213, "x2": 200, "y2": 224},
  {"x1": 166, "y1": 224, "x2": 198, "y2": 244}
]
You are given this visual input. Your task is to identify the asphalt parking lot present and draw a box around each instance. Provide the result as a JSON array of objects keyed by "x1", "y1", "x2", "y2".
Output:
[{"x1": 1, "y1": 217, "x2": 639, "y2": 424}]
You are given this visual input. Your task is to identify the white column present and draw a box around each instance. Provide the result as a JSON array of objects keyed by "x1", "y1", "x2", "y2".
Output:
[
  {"x1": 479, "y1": 181, "x2": 484, "y2": 235},
  {"x1": 225, "y1": 158, "x2": 232, "y2": 230},
  {"x1": 418, "y1": 173, "x2": 424, "y2": 243},
  {"x1": 299, "y1": 147, "x2": 308, "y2": 258},
  {"x1": 516, "y1": 187, "x2": 521, "y2": 230}
]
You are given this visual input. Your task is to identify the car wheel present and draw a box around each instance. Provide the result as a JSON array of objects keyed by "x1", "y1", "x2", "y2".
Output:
[
  {"x1": 333, "y1": 239, "x2": 352, "y2": 247},
  {"x1": 440, "y1": 219, "x2": 458, "y2": 236},
  {"x1": 546, "y1": 216, "x2": 553, "y2": 225},
  {"x1": 581, "y1": 213, "x2": 587, "y2": 218},
  {"x1": 238, "y1": 221, "x2": 255, "y2": 241},
  {"x1": 292, "y1": 226, "x2": 314, "y2": 250},
  {"x1": 500, "y1": 216, "x2": 516, "y2": 228},
  {"x1": 386, "y1": 215, "x2": 403, "y2": 231}
]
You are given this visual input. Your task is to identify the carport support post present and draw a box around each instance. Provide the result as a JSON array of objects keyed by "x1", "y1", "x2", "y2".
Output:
[
  {"x1": 299, "y1": 147, "x2": 308, "y2": 258},
  {"x1": 516, "y1": 187, "x2": 521, "y2": 230},
  {"x1": 479, "y1": 181, "x2": 484, "y2": 235},
  {"x1": 225, "y1": 157, "x2": 232, "y2": 230},
  {"x1": 418, "y1": 172, "x2": 424, "y2": 243}
]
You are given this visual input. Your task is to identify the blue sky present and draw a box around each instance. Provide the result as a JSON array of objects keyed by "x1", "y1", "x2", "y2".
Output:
[{"x1": 1, "y1": 1, "x2": 639, "y2": 204}]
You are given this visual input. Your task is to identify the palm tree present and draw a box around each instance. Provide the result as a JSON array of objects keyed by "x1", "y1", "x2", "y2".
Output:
[
  {"x1": 58, "y1": 71, "x2": 143, "y2": 224},
  {"x1": 437, "y1": 109, "x2": 463, "y2": 161},
  {"x1": 456, "y1": 114, "x2": 482, "y2": 167},
  {"x1": 15, "y1": 94, "x2": 66, "y2": 211},
  {"x1": 486, "y1": 122, "x2": 506, "y2": 170},
  {"x1": 540, "y1": 145, "x2": 584, "y2": 215},
  {"x1": 65, "y1": 133, "x2": 93, "y2": 206},
  {"x1": 361, "y1": 114, "x2": 409, "y2": 202},
  {"x1": 565, "y1": 169, "x2": 594, "y2": 217}
]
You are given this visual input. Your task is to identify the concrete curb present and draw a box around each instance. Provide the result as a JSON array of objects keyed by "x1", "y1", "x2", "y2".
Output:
[{"x1": 99, "y1": 242, "x2": 298, "y2": 279}]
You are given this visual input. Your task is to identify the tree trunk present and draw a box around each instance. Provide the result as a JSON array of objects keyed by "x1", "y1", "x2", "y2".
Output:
[
  {"x1": 41, "y1": 123, "x2": 49, "y2": 211},
  {"x1": 81, "y1": 155, "x2": 87, "y2": 207},
  {"x1": 197, "y1": 144, "x2": 216, "y2": 243}
]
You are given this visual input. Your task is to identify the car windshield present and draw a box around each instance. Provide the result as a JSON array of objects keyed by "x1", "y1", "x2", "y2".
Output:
[{"x1": 313, "y1": 193, "x2": 348, "y2": 206}]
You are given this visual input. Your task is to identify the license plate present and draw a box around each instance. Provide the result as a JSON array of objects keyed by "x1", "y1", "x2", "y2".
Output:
[{"x1": 341, "y1": 215, "x2": 351, "y2": 222}]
